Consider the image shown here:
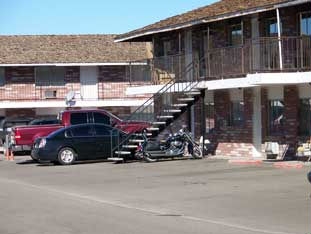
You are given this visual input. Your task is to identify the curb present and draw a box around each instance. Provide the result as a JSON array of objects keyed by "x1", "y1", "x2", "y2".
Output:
[
  {"x1": 228, "y1": 159, "x2": 263, "y2": 166},
  {"x1": 273, "y1": 162, "x2": 304, "y2": 169}
]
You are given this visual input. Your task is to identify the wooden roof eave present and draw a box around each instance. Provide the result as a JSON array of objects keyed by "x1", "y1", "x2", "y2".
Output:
[{"x1": 115, "y1": 0, "x2": 308, "y2": 43}]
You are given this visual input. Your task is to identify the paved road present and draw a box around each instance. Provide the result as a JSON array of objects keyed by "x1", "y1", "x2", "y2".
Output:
[{"x1": 0, "y1": 155, "x2": 310, "y2": 234}]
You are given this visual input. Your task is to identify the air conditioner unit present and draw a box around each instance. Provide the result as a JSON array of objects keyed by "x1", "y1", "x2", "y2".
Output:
[{"x1": 44, "y1": 90, "x2": 57, "y2": 99}]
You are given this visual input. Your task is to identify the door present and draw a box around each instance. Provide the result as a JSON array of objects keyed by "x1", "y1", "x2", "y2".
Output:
[
  {"x1": 69, "y1": 125, "x2": 97, "y2": 160},
  {"x1": 93, "y1": 124, "x2": 117, "y2": 159},
  {"x1": 80, "y1": 66, "x2": 98, "y2": 100}
]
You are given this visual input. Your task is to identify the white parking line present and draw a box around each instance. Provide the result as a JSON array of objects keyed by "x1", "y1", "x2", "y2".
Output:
[{"x1": 0, "y1": 177, "x2": 296, "y2": 234}]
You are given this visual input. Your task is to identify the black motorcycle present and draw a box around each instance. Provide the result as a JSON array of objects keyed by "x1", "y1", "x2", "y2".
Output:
[{"x1": 135, "y1": 128, "x2": 203, "y2": 162}]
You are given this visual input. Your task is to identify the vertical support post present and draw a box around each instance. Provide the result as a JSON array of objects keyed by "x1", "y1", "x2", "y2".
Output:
[
  {"x1": 201, "y1": 89, "x2": 206, "y2": 154},
  {"x1": 276, "y1": 8, "x2": 283, "y2": 70},
  {"x1": 241, "y1": 19, "x2": 245, "y2": 74},
  {"x1": 207, "y1": 26, "x2": 211, "y2": 78}
]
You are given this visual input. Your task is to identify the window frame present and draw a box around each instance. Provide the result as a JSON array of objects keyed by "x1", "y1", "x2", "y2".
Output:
[
  {"x1": 300, "y1": 11, "x2": 311, "y2": 36},
  {"x1": 35, "y1": 66, "x2": 65, "y2": 86},
  {"x1": 228, "y1": 23, "x2": 243, "y2": 46},
  {"x1": 228, "y1": 101, "x2": 245, "y2": 127},
  {"x1": 268, "y1": 99, "x2": 285, "y2": 135},
  {"x1": 69, "y1": 125, "x2": 94, "y2": 138},
  {"x1": 70, "y1": 113, "x2": 89, "y2": 125},
  {"x1": 298, "y1": 98, "x2": 311, "y2": 136}
]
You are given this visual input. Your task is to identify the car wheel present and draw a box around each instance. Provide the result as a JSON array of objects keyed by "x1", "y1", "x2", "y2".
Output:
[
  {"x1": 30, "y1": 153, "x2": 38, "y2": 162},
  {"x1": 58, "y1": 147, "x2": 76, "y2": 165}
]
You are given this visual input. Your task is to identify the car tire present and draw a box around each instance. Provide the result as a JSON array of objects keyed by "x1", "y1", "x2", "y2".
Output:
[
  {"x1": 30, "y1": 153, "x2": 38, "y2": 162},
  {"x1": 57, "y1": 147, "x2": 76, "y2": 165}
]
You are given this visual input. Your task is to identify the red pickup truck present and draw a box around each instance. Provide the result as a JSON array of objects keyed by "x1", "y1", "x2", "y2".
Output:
[{"x1": 11, "y1": 109, "x2": 150, "y2": 153}]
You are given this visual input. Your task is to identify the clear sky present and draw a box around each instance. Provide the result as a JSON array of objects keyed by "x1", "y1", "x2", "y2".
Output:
[{"x1": 0, "y1": 0, "x2": 216, "y2": 35}]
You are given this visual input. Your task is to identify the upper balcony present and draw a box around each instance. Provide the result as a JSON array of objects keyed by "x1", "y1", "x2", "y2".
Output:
[{"x1": 148, "y1": 36, "x2": 311, "y2": 85}]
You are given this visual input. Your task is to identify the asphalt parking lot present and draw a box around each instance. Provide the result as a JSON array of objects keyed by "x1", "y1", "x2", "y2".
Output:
[{"x1": 0, "y1": 154, "x2": 310, "y2": 234}]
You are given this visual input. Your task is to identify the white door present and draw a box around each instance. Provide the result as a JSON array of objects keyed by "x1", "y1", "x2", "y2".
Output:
[{"x1": 80, "y1": 66, "x2": 98, "y2": 100}]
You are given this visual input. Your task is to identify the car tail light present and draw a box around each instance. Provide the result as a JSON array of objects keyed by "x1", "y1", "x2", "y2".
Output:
[
  {"x1": 38, "y1": 138, "x2": 46, "y2": 148},
  {"x1": 14, "y1": 130, "x2": 21, "y2": 140}
]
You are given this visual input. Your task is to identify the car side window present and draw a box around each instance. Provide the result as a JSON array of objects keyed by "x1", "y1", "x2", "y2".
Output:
[
  {"x1": 94, "y1": 125, "x2": 112, "y2": 136},
  {"x1": 93, "y1": 112, "x2": 110, "y2": 125},
  {"x1": 70, "y1": 125, "x2": 93, "y2": 137},
  {"x1": 71, "y1": 113, "x2": 88, "y2": 125}
]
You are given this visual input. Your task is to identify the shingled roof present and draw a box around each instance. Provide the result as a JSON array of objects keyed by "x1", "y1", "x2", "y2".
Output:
[
  {"x1": 0, "y1": 34, "x2": 148, "y2": 64},
  {"x1": 115, "y1": 0, "x2": 298, "y2": 42}
]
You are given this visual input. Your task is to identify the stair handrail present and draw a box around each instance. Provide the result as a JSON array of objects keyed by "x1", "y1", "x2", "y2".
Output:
[{"x1": 111, "y1": 56, "x2": 206, "y2": 157}]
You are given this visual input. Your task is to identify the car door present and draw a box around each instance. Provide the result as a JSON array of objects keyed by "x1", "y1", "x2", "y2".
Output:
[
  {"x1": 93, "y1": 124, "x2": 120, "y2": 159},
  {"x1": 69, "y1": 125, "x2": 97, "y2": 160}
]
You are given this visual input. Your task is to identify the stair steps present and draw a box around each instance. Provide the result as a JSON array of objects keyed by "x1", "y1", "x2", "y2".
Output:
[
  {"x1": 177, "y1": 97, "x2": 195, "y2": 102},
  {"x1": 122, "y1": 145, "x2": 138, "y2": 149},
  {"x1": 114, "y1": 151, "x2": 131, "y2": 155},
  {"x1": 152, "y1": 121, "x2": 167, "y2": 125},
  {"x1": 171, "y1": 103, "x2": 188, "y2": 107},
  {"x1": 157, "y1": 115, "x2": 174, "y2": 119},
  {"x1": 129, "y1": 139, "x2": 145, "y2": 143},
  {"x1": 147, "y1": 127, "x2": 160, "y2": 131},
  {"x1": 185, "y1": 91, "x2": 201, "y2": 96},
  {"x1": 163, "y1": 109, "x2": 182, "y2": 113}
]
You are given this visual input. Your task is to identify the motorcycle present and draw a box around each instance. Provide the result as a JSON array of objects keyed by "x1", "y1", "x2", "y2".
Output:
[{"x1": 135, "y1": 128, "x2": 203, "y2": 162}]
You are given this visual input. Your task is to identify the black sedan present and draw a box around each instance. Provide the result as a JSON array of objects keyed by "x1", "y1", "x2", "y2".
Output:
[{"x1": 31, "y1": 123, "x2": 127, "y2": 165}]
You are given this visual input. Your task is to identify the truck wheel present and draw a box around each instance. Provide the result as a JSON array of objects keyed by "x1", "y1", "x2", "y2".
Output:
[{"x1": 58, "y1": 147, "x2": 76, "y2": 165}]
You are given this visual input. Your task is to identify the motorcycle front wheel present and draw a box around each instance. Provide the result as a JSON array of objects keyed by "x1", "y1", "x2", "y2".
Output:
[
  {"x1": 191, "y1": 144, "x2": 203, "y2": 159},
  {"x1": 143, "y1": 152, "x2": 158, "y2": 163}
]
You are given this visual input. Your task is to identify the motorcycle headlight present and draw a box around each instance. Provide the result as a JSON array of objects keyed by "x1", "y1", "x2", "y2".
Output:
[{"x1": 38, "y1": 138, "x2": 46, "y2": 148}]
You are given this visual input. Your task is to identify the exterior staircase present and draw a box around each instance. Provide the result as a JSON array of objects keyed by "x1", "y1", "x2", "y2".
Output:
[{"x1": 108, "y1": 58, "x2": 205, "y2": 162}]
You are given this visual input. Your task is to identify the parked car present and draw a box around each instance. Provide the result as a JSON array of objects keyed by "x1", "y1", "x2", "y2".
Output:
[
  {"x1": 11, "y1": 109, "x2": 150, "y2": 153},
  {"x1": 31, "y1": 123, "x2": 127, "y2": 165},
  {"x1": 0, "y1": 117, "x2": 33, "y2": 146}
]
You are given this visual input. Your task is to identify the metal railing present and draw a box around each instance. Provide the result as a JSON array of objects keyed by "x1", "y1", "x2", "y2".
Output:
[
  {"x1": 198, "y1": 36, "x2": 311, "y2": 78},
  {"x1": 112, "y1": 56, "x2": 205, "y2": 156}
]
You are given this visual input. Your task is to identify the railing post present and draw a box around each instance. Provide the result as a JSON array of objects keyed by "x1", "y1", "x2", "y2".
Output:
[
  {"x1": 221, "y1": 49, "x2": 224, "y2": 78},
  {"x1": 242, "y1": 46, "x2": 245, "y2": 74},
  {"x1": 276, "y1": 8, "x2": 283, "y2": 70}
]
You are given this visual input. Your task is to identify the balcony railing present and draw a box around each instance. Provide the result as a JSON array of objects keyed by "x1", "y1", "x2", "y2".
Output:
[{"x1": 198, "y1": 36, "x2": 311, "y2": 79}]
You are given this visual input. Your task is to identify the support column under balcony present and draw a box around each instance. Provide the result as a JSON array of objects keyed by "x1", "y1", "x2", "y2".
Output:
[{"x1": 252, "y1": 86, "x2": 262, "y2": 157}]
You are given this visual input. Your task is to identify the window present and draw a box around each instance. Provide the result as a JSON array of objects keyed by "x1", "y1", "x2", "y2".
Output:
[
  {"x1": 93, "y1": 112, "x2": 110, "y2": 125},
  {"x1": 0, "y1": 68, "x2": 4, "y2": 86},
  {"x1": 268, "y1": 100, "x2": 284, "y2": 135},
  {"x1": 70, "y1": 113, "x2": 88, "y2": 125},
  {"x1": 229, "y1": 101, "x2": 244, "y2": 126},
  {"x1": 299, "y1": 99, "x2": 311, "y2": 136},
  {"x1": 301, "y1": 12, "x2": 311, "y2": 36},
  {"x1": 70, "y1": 125, "x2": 93, "y2": 137},
  {"x1": 205, "y1": 103, "x2": 215, "y2": 133},
  {"x1": 36, "y1": 67, "x2": 65, "y2": 86},
  {"x1": 266, "y1": 19, "x2": 281, "y2": 37},
  {"x1": 229, "y1": 24, "x2": 242, "y2": 46},
  {"x1": 94, "y1": 125, "x2": 112, "y2": 136}
]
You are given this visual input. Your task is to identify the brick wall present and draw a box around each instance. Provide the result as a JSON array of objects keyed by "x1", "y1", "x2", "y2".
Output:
[
  {"x1": 6, "y1": 108, "x2": 36, "y2": 117},
  {"x1": 213, "y1": 89, "x2": 253, "y2": 157}
]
